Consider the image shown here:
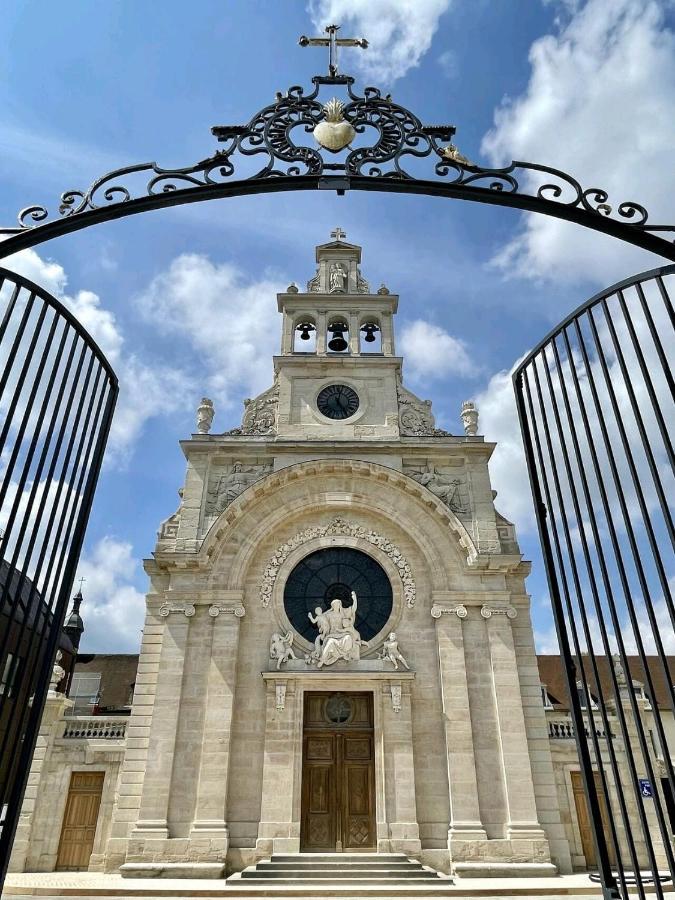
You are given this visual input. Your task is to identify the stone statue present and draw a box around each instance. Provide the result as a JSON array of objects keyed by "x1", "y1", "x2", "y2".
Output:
[
  {"x1": 49, "y1": 651, "x2": 65, "y2": 696},
  {"x1": 410, "y1": 462, "x2": 467, "y2": 514},
  {"x1": 378, "y1": 632, "x2": 410, "y2": 670},
  {"x1": 196, "y1": 397, "x2": 214, "y2": 434},
  {"x1": 307, "y1": 591, "x2": 365, "y2": 667},
  {"x1": 206, "y1": 461, "x2": 273, "y2": 516},
  {"x1": 269, "y1": 631, "x2": 296, "y2": 670},
  {"x1": 329, "y1": 262, "x2": 347, "y2": 293}
]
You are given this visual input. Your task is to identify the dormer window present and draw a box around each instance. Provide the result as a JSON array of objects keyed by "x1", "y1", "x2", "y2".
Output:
[
  {"x1": 576, "y1": 680, "x2": 598, "y2": 710},
  {"x1": 540, "y1": 684, "x2": 554, "y2": 710}
]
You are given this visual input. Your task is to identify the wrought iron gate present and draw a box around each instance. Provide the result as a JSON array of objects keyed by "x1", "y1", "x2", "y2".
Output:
[
  {"x1": 0, "y1": 268, "x2": 117, "y2": 881},
  {"x1": 514, "y1": 265, "x2": 675, "y2": 900}
]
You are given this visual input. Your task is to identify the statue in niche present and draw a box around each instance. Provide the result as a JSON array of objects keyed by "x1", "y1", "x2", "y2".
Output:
[
  {"x1": 410, "y1": 462, "x2": 467, "y2": 514},
  {"x1": 307, "y1": 591, "x2": 365, "y2": 667},
  {"x1": 378, "y1": 632, "x2": 410, "y2": 670},
  {"x1": 269, "y1": 631, "x2": 296, "y2": 670},
  {"x1": 329, "y1": 262, "x2": 347, "y2": 293}
]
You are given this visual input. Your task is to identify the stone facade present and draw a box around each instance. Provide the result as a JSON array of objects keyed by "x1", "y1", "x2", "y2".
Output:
[{"x1": 11, "y1": 234, "x2": 578, "y2": 879}]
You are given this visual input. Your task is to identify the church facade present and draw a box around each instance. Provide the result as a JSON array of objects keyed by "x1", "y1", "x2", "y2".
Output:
[{"x1": 12, "y1": 234, "x2": 575, "y2": 878}]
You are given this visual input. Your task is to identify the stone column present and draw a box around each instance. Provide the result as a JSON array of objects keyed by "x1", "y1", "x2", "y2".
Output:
[
  {"x1": 316, "y1": 309, "x2": 327, "y2": 355},
  {"x1": 431, "y1": 603, "x2": 487, "y2": 843},
  {"x1": 483, "y1": 605, "x2": 545, "y2": 840},
  {"x1": 189, "y1": 600, "x2": 244, "y2": 850},
  {"x1": 382, "y1": 680, "x2": 422, "y2": 854},
  {"x1": 131, "y1": 601, "x2": 193, "y2": 838},
  {"x1": 349, "y1": 311, "x2": 360, "y2": 355},
  {"x1": 256, "y1": 677, "x2": 301, "y2": 855}
]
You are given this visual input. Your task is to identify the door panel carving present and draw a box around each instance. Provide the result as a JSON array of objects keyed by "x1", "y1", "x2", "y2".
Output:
[{"x1": 301, "y1": 692, "x2": 375, "y2": 852}]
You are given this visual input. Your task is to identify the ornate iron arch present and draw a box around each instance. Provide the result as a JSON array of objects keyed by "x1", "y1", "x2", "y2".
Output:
[{"x1": 0, "y1": 71, "x2": 673, "y2": 261}]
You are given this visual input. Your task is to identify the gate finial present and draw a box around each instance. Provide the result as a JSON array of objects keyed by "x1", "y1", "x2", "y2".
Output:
[{"x1": 299, "y1": 24, "x2": 368, "y2": 77}]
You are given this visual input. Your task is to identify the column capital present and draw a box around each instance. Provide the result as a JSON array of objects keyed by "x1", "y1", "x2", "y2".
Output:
[
  {"x1": 159, "y1": 602, "x2": 195, "y2": 617},
  {"x1": 208, "y1": 604, "x2": 245, "y2": 618},
  {"x1": 431, "y1": 603, "x2": 467, "y2": 619},
  {"x1": 481, "y1": 604, "x2": 517, "y2": 619}
]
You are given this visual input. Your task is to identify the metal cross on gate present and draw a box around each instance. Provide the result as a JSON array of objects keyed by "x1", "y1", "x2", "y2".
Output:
[{"x1": 299, "y1": 24, "x2": 368, "y2": 77}]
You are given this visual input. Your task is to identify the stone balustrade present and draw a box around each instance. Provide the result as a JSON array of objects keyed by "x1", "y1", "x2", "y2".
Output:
[
  {"x1": 547, "y1": 717, "x2": 612, "y2": 740},
  {"x1": 62, "y1": 717, "x2": 128, "y2": 740}
]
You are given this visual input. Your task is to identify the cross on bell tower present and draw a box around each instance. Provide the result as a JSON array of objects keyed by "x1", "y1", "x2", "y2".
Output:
[{"x1": 299, "y1": 24, "x2": 368, "y2": 77}]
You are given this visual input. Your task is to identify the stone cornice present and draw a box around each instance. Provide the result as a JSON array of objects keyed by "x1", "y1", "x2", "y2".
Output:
[{"x1": 180, "y1": 436, "x2": 495, "y2": 457}]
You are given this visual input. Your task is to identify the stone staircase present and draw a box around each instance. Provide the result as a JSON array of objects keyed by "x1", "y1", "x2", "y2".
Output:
[{"x1": 226, "y1": 852, "x2": 455, "y2": 895}]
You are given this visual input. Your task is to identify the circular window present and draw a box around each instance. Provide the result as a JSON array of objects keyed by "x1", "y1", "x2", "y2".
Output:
[
  {"x1": 284, "y1": 547, "x2": 393, "y2": 644},
  {"x1": 325, "y1": 694, "x2": 353, "y2": 724}
]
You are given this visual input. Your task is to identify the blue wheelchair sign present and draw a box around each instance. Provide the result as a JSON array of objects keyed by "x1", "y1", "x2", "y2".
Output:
[{"x1": 639, "y1": 779, "x2": 653, "y2": 798}]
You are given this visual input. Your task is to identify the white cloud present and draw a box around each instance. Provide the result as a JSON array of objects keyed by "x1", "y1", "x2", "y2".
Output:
[
  {"x1": 482, "y1": 0, "x2": 675, "y2": 285},
  {"x1": 399, "y1": 319, "x2": 477, "y2": 381},
  {"x1": 308, "y1": 0, "x2": 451, "y2": 82},
  {"x1": 437, "y1": 49, "x2": 457, "y2": 79},
  {"x1": 2, "y1": 248, "x2": 191, "y2": 464},
  {"x1": 474, "y1": 358, "x2": 537, "y2": 532},
  {"x1": 136, "y1": 254, "x2": 283, "y2": 413},
  {"x1": 75, "y1": 537, "x2": 145, "y2": 653}
]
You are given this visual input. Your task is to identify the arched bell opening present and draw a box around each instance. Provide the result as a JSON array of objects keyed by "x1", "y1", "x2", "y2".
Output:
[
  {"x1": 293, "y1": 318, "x2": 317, "y2": 353},
  {"x1": 359, "y1": 319, "x2": 382, "y2": 354},
  {"x1": 327, "y1": 317, "x2": 350, "y2": 354}
]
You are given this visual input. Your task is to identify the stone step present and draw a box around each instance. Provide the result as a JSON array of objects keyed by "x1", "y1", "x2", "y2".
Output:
[
  {"x1": 256, "y1": 860, "x2": 423, "y2": 870},
  {"x1": 236, "y1": 877, "x2": 449, "y2": 885},
  {"x1": 270, "y1": 853, "x2": 408, "y2": 862},
  {"x1": 241, "y1": 869, "x2": 442, "y2": 880}
]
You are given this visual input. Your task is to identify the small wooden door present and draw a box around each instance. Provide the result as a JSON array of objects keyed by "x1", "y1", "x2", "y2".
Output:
[
  {"x1": 571, "y1": 771, "x2": 615, "y2": 869},
  {"x1": 301, "y1": 692, "x2": 375, "y2": 852},
  {"x1": 56, "y1": 771, "x2": 104, "y2": 870}
]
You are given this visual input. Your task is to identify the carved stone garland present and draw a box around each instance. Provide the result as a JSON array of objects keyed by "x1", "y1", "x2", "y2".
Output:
[{"x1": 261, "y1": 516, "x2": 416, "y2": 609}]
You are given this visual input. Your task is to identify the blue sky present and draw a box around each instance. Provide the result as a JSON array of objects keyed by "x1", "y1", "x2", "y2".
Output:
[{"x1": 1, "y1": 0, "x2": 673, "y2": 652}]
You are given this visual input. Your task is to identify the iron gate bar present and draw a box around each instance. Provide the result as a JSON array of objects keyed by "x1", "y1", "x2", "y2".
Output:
[
  {"x1": 515, "y1": 265, "x2": 675, "y2": 900},
  {"x1": 0, "y1": 267, "x2": 117, "y2": 884},
  {"x1": 0, "y1": 74, "x2": 673, "y2": 262}
]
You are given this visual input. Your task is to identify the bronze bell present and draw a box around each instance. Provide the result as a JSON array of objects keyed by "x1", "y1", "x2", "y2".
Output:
[
  {"x1": 297, "y1": 322, "x2": 315, "y2": 341},
  {"x1": 361, "y1": 322, "x2": 380, "y2": 343},
  {"x1": 328, "y1": 323, "x2": 348, "y2": 352}
]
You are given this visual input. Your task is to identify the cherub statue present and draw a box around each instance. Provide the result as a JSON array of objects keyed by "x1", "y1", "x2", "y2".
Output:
[
  {"x1": 308, "y1": 606, "x2": 330, "y2": 652},
  {"x1": 269, "y1": 631, "x2": 296, "y2": 670},
  {"x1": 49, "y1": 650, "x2": 66, "y2": 695},
  {"x1": 378, "y1": 632, "x2": 410, "y2": 670}
]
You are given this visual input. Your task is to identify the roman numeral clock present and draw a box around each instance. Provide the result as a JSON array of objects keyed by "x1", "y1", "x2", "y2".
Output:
[{"x1": 317, "y1": 384, "x2": 360, "y2": 420}]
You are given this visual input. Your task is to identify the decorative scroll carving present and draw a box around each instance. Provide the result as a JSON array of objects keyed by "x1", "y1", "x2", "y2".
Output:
[
  {"x1": 307, "y1": 268, "x2": 321, "y2": 292},
  {"x1": 431, "y1": 604, "x2": 467, "y2": 619},
  {"x1": 260, "y1": 516, "x2": 415, "y2": 609},
  {"x1": 205, "y1": 461, "x2": 273, "y2": 518},
  {"x1": 225, "y1": 378, "x2": 279, "y2": 436},
  {"x1": 2, "y1": 74, "x2": 673, "y2": 266},
  {"x1": 275, "y1": 681, "x2": 287, "y2": 711},
  {"x1": 480, "y1": 605, "x2": 517, "y2": 619},
  {"x1": 356, "y1": 268, "x2": 370, "y2": 293},
  {"x1": 159, "y1": 602, "x2": 196, "y2": 617},
  {"x1": 158, "y1": 488, "x2": 183, "y2": 542},
  {"x1": 404, "y1": 463, "x2": 468, "y2": 514},
  {"x1": 209, "y1": 604, "x2": 245, "y2": 618},
  {"x1": 397, "y1": 382, "x2": 449, "y2": 437}
]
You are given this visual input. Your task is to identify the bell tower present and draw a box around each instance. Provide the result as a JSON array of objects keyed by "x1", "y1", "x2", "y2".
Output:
[{"x1": 275, "y1": 229, "x2": 401, "y2": 439}]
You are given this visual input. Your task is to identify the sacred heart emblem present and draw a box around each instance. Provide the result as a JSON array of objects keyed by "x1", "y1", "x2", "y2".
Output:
[{"x1": 313, "y1": 98, "x2": 355, "y2": 152}]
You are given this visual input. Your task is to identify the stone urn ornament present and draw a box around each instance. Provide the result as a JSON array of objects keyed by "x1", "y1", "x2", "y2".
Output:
[{"x1": 313, "y1": 98, "x2": 355, "y2": 152}]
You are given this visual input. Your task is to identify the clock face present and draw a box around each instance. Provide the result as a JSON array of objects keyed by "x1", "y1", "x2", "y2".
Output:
[{"x1": 317, "y1": 384, "x2": 360, "y2": 420}]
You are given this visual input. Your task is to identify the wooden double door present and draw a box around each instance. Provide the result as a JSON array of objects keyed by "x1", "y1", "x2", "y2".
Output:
[
  {"x1": 56, "y1": 771, "x2": 104, "y2": 870},
  {"x1": 571, "y1": 771, "x2": 616, "y2": 869},
  {"x1": 301, "y1": 692, "x2": 375, "y2": 852}
]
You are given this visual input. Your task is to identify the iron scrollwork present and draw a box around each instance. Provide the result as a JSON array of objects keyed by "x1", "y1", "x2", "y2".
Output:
[{"x1": 1, "y1": 73, "x2": 673, "y2": 259}]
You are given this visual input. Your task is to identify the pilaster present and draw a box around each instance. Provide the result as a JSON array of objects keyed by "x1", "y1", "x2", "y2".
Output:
[
  {"x1": 188, "y1": 599, "x2": 244, "y2": 851},
  {"x1": 381, "y1": 680, "x2": 422, "y2": 855},
  {"x1": 483, "y1": 604, "x2": 547, "y2": 841},
  {"x1": 431, "y1": 601, "x2": 487, "y2": 844},
  {"x1": 131, "y1": 602, "x2": 192, "y2": 839}
]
